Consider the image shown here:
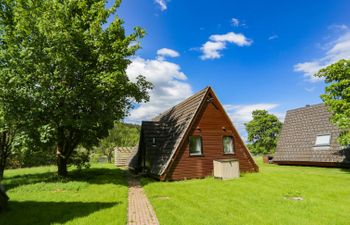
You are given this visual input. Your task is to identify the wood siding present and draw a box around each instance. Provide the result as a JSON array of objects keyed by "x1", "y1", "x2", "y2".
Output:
[{"x1": 167, "y1": 96, "x2": 257, "y2": 180}]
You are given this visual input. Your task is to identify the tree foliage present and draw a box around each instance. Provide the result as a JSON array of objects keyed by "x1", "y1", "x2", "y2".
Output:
[
  {"x1": 0, "y1": 0, "x2": 151, "y2": 176},
  {"x1": 245, "y1": 110, "x2": 283, "y2": 155},
  {"x1": 316, "y1": 59, "x2": 350, "y2": 146},
  {"x1": 95, "y1": 122, "x2": 140, "y2": 163}
]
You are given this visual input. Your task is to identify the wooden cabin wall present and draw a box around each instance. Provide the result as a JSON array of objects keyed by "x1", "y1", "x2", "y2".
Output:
[{"x1": 167, "y1": 98, "x2": 257, "y2": 180}]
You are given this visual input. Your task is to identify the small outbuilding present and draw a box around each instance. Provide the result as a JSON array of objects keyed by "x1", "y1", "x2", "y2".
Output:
[
  {"x1": 274, "y1": 104, "x2": 350, "y2": 166},
  {"x1": 131, "y1": 86, "x2": 258, "y2": 180},
  {"x1": 114, "y1": 146, "x2": 138, "y2": 167}
]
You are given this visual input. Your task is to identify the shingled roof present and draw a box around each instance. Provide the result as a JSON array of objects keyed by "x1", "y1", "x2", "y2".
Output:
[
  {"x1": 274, "y1": 104, "x2": 350, "y2": 165},
  {"x1": 138, "y1": 87, "x2": 209, "y2": 176}
]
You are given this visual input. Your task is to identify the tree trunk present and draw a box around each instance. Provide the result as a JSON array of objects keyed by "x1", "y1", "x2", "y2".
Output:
[
  {"x1": 107, "y1": 149, "x2": 113, "y2": 163},
  {"x1": 56, "y1": 143, "x2": 68, "y2": 177},
  {"x1": 0, "y1": 164, "x2": 4, "y2": 180},
  {"x1": 0, "y1": 131, "x2": 9, "y2": 181},
  {"x1": 0, "y1": 148, "x2": 7, "y2": 181},
  {"x1": 57, "y1": 154, "x2": 68, "y2": 177},
  {"x1": 107, "y1": 155, "x2": 112, "y2": 163},
  {"x1": 56, "y1": 128, "x2": 79, "y2": 177}
]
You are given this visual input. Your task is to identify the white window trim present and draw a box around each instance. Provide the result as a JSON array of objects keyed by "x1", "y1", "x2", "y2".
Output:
[
  {"x1": 314, "y1": 134, "x2": 331, "y2": 147},
  {"x1": 223, "y1": 136, "x2": 234, "y2": 154}
]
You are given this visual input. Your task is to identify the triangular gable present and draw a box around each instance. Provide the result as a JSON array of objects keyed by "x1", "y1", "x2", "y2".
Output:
[{"x1": 160, "y1": 87, "x2": 258, "y2": 180}]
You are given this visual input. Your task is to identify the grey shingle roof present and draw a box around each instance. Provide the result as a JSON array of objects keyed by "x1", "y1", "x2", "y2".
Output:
[
  {"x1": 274, "y1": 104, "x2": 350, "y2": 164},
  {"x1": 139, "y1": 87, "x2": 209, "y2": 176}
]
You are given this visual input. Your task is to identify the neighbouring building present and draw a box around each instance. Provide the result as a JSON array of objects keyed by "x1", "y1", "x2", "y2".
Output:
[
  {"x1": 115, "y1": 146, "x2": 138, "y2": 167},
  {"x1": 274, "y1": 104, "x2": 350, "y2": 167},
  {"x1": 130, "y1": 86, "x2": 258, "y2": 181}
]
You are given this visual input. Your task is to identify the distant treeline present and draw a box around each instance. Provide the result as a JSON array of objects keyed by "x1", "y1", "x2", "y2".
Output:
[{"x1": 6, "y1": 122, "x2": 141, "y2": 169}]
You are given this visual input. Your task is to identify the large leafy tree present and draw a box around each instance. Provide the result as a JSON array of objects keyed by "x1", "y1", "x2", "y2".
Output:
[
  {"x1": 0, "y1": 0, "x2": 151, "y2": 176},
  {"x1": 96, "y1": 122, "x2": 140, "y2": 163},
  {"x1": 245, "y1": 110, "x2": 283, "y2": 155},
  {"x1": 316, "y1": 59, "x2": 350, "y2": 146}
]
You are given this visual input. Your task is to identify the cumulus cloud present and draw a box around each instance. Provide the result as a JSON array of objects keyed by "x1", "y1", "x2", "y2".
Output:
[
  {"x1": 126, "y1": 52, "x2": 192, "y2": 123},
  {"x1": 200, "y1": 32, "x2": 252, "y2": 60},
  {"x1": 156, "y1": 48, "x2": 180, "y2": 60},
  {"x1": 224, "y1": 103, "x2": 284, "y2": 140},
  {"x1": 210, "y1": 32, "x2": 252, "y2": 46},
  {"x1": 294, "y1": 25, "x2": 350, "y2": 82},
  {"x1": 200, "y1": 41, "x2": 226, "y2": 60},
  {"x1": 154, "y1": 0, "x2": 167, "y2": 11}
]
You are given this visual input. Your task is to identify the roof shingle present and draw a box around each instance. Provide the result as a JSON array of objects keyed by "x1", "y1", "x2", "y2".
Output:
[
  {"x1": 140, "y1": 87, "x2": 209, "y2": 175},
  {"x1": 274, "y1": 104, "x2": 350, "y2": 164}
]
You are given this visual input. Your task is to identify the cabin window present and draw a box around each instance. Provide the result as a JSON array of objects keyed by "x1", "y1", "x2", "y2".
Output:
[
  {"x1": 189, "y1": 136, "x2": 203, "y2": 155},
  {"x1": 314, "y1": 134, "x2": 331, "y2": 146},
  {"x1": 223, "y1": 136, "x2": 234, "y2": 154}
]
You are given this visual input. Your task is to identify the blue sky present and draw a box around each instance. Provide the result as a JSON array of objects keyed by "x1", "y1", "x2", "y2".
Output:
[{"x1": 111, "y1": 0, "x2": 350, "y2": 137}]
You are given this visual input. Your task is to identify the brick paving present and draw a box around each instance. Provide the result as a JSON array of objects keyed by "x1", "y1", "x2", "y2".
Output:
[{"x1": 128, "y1": 177, "x2": 159, "y2": 225}]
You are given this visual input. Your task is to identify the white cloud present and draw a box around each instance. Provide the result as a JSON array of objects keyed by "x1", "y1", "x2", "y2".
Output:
[
  {"x1": 126, "y1": 53, "x2": 192, "y2": 123},
  {"x1": 210, "y1": 32, "x2": 252, "y2": 46},
  {"x1": 200, "y1": 41, "x2": 226, "y2": 60},
  {"x1": 154, "y1": 0, "x2": 167, "y2": 11},
  {"x1": 328, "y1": 24, "x2": 348, "y2": 31},
  {"x1": 294, "y1": 26, "x2": 350, "y2": 82},
  {"x1": 294, "y1": 61, "x2": 324, "y2": 82},
  {"x1": 156, "y1": 48, "x2": 180, "y2": 60},
  {"x1": 200, "y1": 32, "x2": 252, "y2": 60},
  {"x1": 268, "y1": 34, "x2": 279, "y2": 40},
  {"x1": 305, "y1": 87, "x2": 316, "y2": 93},
  {"x1": 224, "y1": 103, "x2": 284, "y2": 141},
  {"x1": 231, "y1": 18, "x2": 240, "y2": 27}
]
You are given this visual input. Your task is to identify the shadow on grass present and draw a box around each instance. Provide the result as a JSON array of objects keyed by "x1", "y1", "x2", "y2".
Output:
[
  {"x1": 140, "y1": 176, "x2": 158, "y2": 187},
  {"x1": 3, "y1": 167, "x2": 128, "y2": 191},
  {"x1": 339, "y1": 167, "x2": 350, "y2": 173},
  {"x1": 0, "y1": 200, "x2": 117, "y2": 225}
]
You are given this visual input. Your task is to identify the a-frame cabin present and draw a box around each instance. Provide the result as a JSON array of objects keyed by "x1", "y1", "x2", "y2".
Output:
[
  {"x1": 274, "y1": 104, "x2": 350, "y2": 167},
  {"x1": 132, "y1": 86, "x2": 258, "y2": 180}
]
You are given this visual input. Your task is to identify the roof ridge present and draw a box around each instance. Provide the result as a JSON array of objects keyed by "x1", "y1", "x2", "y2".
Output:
[
  {"x1": 286, "y1": 103, "x2": 325, "y2": 113},
  {"x1": 152, "y1": 86, "x2": 210, "y2": 121}
]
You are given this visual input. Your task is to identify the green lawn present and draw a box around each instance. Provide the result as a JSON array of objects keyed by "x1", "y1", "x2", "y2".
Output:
[
  {"x1": 142, "y1": 158, "x2": 350, "y2": 225},
  {"x1": 0, "y1": 164, "x2": 128, "y2": 225},
  {"x1": 2, "y1": 160, "x2": 350, "y2": 225}
]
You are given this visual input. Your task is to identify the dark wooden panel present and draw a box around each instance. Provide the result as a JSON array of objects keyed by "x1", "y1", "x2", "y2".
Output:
[{"x1": 167, "y1": 97, "x2": 257, "y2": 180}]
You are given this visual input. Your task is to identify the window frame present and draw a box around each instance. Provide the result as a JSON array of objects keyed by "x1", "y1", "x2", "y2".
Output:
[
  {"x1": 314, "y1": 134, "x2": 331, "y2": 147},
  {"x1": 222, "y1": 136, "x2": 234, "y2": 154},
  {"x1": 189, "y1": 135, "x2": 203, "y2": 156}
]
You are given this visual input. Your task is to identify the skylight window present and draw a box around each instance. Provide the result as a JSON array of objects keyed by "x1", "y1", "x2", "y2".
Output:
[{"x1": 315, "y1": 134, "x2": 331, "y2": 146}]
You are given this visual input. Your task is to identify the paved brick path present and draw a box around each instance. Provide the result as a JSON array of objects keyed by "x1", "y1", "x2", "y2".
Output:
[{"x1": 128, "y1": 177, "x2": 159, "y2": 225}]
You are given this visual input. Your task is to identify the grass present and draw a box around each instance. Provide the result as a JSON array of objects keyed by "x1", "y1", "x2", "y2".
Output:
[
  {"x1": 141, "y1": 158, "x2": 350, "y2": 225},
  {"x1": 0, "y1": 164, "x2": 128, "y2": 225},
  {"x1": 2, "y1": 159, "x2": 350, "y2": 225}
]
